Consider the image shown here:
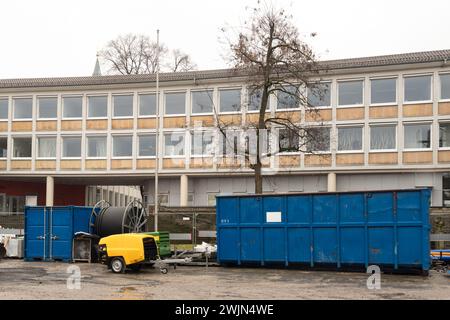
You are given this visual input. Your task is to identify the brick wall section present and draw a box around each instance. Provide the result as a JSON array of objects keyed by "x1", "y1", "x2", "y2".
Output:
[{"x1": 0, "y1": 180, "x2": 85, "y2": 206}]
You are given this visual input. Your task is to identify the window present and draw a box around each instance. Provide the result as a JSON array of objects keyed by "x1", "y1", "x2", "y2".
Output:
[
  {"x1": 95, "y1": 188, "x2": 102, "y2": 203},
  {"x1": 207, "y1": 193, "x2": 217, "y2": 206},
  {"x1": 187, "y1": 193, "x2": 194, "y2": 206},
  {"x1": 306, "y1": 127, "x2": 330, "y2": 152},
  {"x1": 87, "y1": 136, "x2": 107, "y2": 158},
  {"x1": 1, "y1": 195, "x2": 25, "y2": 213},
  {"x1": 370, "y1": 125, "x2": 396, "y2": 150},
  {"x1": 192, "y1": 90, "x2": 213, "y2": 114},
  {"x1": 146, "y1": 194, "x2": 169, "y2": 206},
  {"x1": 139, "y1": 94, "x2": 156, "y2": 116},
  {"x1": 0, "y1": 137, "x2": 7, "y2": 157},
  {"x1": 138, "y1": 134, "x2": 156, "y2": 157},
  {"x1": 404, "y1": 123, "x2": 431, "y2": 149},
  {"x1": 164, "y1": 132, "x2": 185, "y2": 156},
  {"x1": 158, "y1": 194, "x2": 169, "y2": 206},
  {"x1": 13, "y1": 137, "x2": 32, "y2": 158},
  {"x1": 0, "y1": 99, "x2": 8, "y2": 120},
  {"x1": 278, "y1": 128, "x2": 299, "y2": 153},
  {"x1": 277, "y1": 85, "x2": 300, "y2": 109},
  {"x1": 113, "y1": 95, "x2": 133, "y2": 117},
  {"x1": 62, "y1": 136, "x2": 81, "y2": 158},
  {"x1": 443, "y1": 174, "x2": 450, "y2": 207},
  {"x1": 13, "y1": 98, "x2": 32, "y2": 119},
  {"x1": 338, "y1": 127, "x2": 363, "y2": 151},
  {"x1": 63, "y1": 96, "x2": 82, "y2": 118},
  {"x1": 245, "y1": 128, "x2": 270, "y2": 157},
  {"x1": 219, "y1": 130, "x2": 241, "y2": 156},
  {"x1": 142, "y1": 194, "x2": 149, "y2": 207},
  {"x1": 191, "y1": 131, "x2": 214, "y2": 156},
  {"x1": 439, "y1": 123, "x2": 450, "y2": 148},
  {"x1": 371, "y1": 78, "x2": 396, "y2": 104},
  {"x1": 220, "y1": 88, "x2": 241, "y2": 112},
  {"x1": 441, "y1": 74, "x2": 450, "y2": 100},
  {"x1": 113, "y1": 135, "x2": 133, "y2": 157},
  {"x1": 37, "y1": 137, "x2": 56, "y2": 158},
  {"x1": 338, "y1": 80, "x2": 363, "y2": 106},
  {"x1": 88, "y1": 96, "x2": 107, "y2": 118},
  {"x1": 248, "y1": 88, "x2": 263, "y2": 111},
  {"x1": 165, "y1": 92, "x2": 185, "y2": 115},
  {"x1": 307, "y1": 83, "x2": 331, "y2": 107},
  {"x1": 114, "y1": 193, "x2": 120, "y2": 207},
  {"x1": 37, "y1": 97, "x2": 57, "y2": 119},
  {"x1": 404, "y1": 75, "x2": 431, "y2": 102}
]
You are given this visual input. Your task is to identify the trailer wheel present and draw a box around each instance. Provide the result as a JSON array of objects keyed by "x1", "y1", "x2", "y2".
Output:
[
  {"x1": 110, "y1": 257, "x2": 126, "y2": 273},
  {"x1": 160, "y1": 268, "x2": 168, "y2": 274}
]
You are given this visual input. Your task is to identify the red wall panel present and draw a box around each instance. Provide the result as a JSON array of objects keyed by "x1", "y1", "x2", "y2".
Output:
[{"x1": 0, "y1": 181, "x2": 85, "y2": 206}]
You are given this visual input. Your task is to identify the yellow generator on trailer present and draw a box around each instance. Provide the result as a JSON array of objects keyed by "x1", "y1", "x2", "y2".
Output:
[{"x1": 98, "y1": 234, "x2": 158, "y2": 273}]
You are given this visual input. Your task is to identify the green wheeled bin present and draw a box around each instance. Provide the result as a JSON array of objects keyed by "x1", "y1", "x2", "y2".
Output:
[{"x1": 142, "y1": 231, "x2": 171, "y2": 257}]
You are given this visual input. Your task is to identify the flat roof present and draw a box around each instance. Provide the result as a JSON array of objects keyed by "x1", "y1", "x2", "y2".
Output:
[{"x1": 0, "y1": 49, "x2": 449, "y2": 89}]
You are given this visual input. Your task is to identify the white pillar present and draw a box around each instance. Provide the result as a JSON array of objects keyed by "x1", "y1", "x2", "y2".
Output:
[
  {"x1": 46, "y1": 176, "x2": 54, "y2": 206},
  {"x1": 180, "y1": 174, "x2": 188, "y2": 207},
  {"x1": 84, "y1": 186, "x2": 90, "y2": 206},
  {"x1": 327, "y1": 172, "x2": 337, "y2": 192}
]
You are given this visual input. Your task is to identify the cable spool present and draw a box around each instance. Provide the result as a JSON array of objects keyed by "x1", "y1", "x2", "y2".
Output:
[{"x1": 90, "y1": 200, "x2": 148, "y2": 237}]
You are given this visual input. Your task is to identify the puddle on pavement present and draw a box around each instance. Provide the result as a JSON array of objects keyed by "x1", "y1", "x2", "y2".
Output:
[
  {"x1": 0, "y1": 267, "x2": 47, "y2": 282},
  {"x1": 114, "y1": 286, "x2": 150, "y2": 300}
]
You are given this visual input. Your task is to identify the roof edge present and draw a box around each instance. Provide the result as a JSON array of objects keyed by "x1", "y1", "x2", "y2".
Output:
[{"x1": 0, "y1": 49, "x2": 449, "y2": 88}]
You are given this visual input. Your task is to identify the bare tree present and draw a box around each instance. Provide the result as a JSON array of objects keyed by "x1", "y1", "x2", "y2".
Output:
[
  {"x1": 166, "y1": 49, "x2": 197, "y2": 72},
  {"x1": 99, "y1": 34, "x2": 196, "y2": 75},
  {"x1": 99, "y1": 34, "x2": 162, "y2": 75},
  {"x1": 220, "y1": 2, "x2": 328, "y2": 194}
]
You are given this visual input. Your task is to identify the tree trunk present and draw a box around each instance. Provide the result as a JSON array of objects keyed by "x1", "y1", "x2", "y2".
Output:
[{"x1": 254, "y1": 162, "x2": 263, "y2": 194}]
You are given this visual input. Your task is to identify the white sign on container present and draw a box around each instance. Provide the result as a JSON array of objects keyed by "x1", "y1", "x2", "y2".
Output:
[{"x1": 266, "y1": 211, "x2": 282, "y2": 223}]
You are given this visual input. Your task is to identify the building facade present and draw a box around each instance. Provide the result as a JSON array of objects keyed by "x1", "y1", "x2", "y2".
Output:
[
  {"x1": 85, "y1": 185, "x2": 142, "y2": 207},
  {"x1": 0, "y1": 50, "x2": 450, "y2": 208}
]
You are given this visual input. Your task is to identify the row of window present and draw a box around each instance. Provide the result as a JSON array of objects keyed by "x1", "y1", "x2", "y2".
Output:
[
  {"x1": 308, "y1": 73, "x2": 450, "y2": 107},
  {"x1": 1, "y1": 73, "x2": 449, "y2": 121},
  {"x1": 276, "y1": 123, "x2": 436, "y2": 153},
  {"x1": 86, "y1": 187, "x2": 139, "y2": 207},
  {"x1": 0, "y1": 94, "x2": 148, "y2": 120},
  {"x1": 1, "y1": 122, "x2": 449, "y2": 160}
]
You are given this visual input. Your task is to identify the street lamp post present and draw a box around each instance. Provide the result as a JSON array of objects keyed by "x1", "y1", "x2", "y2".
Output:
[{"x1": 154, "y1": 29, "x2": 160, "y2": 231}]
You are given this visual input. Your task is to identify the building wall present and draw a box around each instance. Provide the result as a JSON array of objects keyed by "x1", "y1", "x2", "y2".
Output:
[
  {"x1": 0, "y1": 65, "x2": 449, "y2": 178},
  {"x1": 336, "y1": 172, "x2": 443, "y2": 206},
  {"x1": 0, "y1": 54, "x2": 449, "y2": 207},
  {"x1": 143, "y1": 173, "x2": 441, "y2": 207},
  {"x1": 0, "y1": 180, "x2": 85, "y2": 208}
]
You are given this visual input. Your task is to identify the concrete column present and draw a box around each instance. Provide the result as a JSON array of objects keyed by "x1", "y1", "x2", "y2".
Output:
[
  {"x1": 46, "y1": 176, "x2": 54, "y2": 206},
  {"x1": 327, "y1": 172, "x2": 337, "y2": 192},
  {"x1": 84, "y1": 186, "x2": 90, "y2": 206},
  {"x1": 180, "y1": 174, "x2": 188, "y2": 206}
]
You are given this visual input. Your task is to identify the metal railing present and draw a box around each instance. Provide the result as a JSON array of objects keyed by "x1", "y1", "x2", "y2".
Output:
[
  {"x1": 146, "y1": 206, "x2": 216, "y2": 246},
  {"x1": 0, "y1": 213, "x2": 24, "y2": 230},
  {"x1": 0, "y1": 212, "x2": 24, "y2": 216}
]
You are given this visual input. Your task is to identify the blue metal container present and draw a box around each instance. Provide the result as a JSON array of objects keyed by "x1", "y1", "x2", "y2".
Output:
[
  {"x1": 24, "y1": 206, "x2": 93, "y2": 262},
  {"x1": 216, "y1": 189, "x2": 431, "y2": 273}
]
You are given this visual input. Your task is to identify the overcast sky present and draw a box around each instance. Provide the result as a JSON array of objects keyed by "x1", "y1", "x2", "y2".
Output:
[{"x1": 1, "y1": 0, "x2": 449, "y2": 79}]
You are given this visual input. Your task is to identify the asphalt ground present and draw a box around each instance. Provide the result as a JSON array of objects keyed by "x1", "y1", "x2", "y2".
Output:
[{"x1": 0, "y1": 259, "x2": 449, "y2": 299}]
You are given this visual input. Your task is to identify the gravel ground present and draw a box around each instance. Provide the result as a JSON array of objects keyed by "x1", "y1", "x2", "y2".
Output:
[{"x1": 0, "y1": 259, "x2": 449, "y2": 300}]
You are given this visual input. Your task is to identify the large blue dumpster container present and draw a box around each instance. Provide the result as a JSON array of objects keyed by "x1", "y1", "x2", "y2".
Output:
[
  {"x1": 216, "y1": 189, "x2": 431, "y2": 273},
  {"x1": 24, "y1": 206, "x2": 93, "y2": 262}
]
